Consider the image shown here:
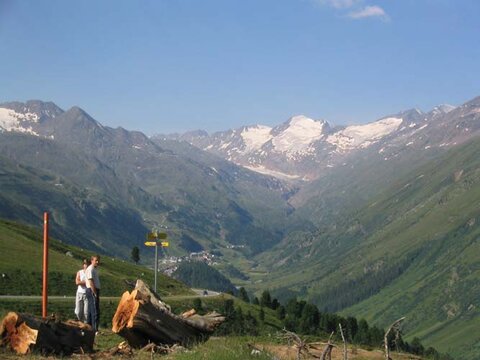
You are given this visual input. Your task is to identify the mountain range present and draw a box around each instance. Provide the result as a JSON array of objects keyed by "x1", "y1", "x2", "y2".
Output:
[
  {"x1": 159, "y1": 101, "x2": 478, "y2": 183},
  {"x1": 1, "y1": 96, "x2": 480, "y2": 358},
  {"x1": 0, "y1": 100, "x2": 292, "y2": 256}
]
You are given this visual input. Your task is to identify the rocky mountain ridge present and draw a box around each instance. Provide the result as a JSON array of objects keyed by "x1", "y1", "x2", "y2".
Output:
[
  {"x1": 0, "y1": 100, "x2": 293, "y2": 257},
  {"x1": 158, "y1": 100, "x2": 480, "y2": 181}
]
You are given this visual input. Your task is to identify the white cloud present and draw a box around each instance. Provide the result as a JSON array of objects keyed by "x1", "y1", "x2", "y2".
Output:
[{"x1": 348, "y1": 5, "x2": 390, "y2": 21}]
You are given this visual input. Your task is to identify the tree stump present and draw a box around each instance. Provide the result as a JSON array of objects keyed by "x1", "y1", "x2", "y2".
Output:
[
  {"x1": 0, "y1": 312, "x2": 95, "y2": 355},
  {"x1": 112, "y1": 279, "x2": 225, "y2": 348}
]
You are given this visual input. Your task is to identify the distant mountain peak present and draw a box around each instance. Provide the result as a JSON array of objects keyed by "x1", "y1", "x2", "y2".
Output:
[
  {"x1": 0, "y1": 100, "x2": 64, "y2": 121},
  {"x1": 62, "y1": 106, "x2": 105, "y2": 130},
  {"x1": 432, "y1": 104, "x2": 456, "y2": 114},
  {"x1": 0, "y1": 103, "x2": 42, "y2": 136},
  {"x1": 271, "y1": 115, "x2": 329, "y2": 156},
  {"x1": 326, "y1": 116, "x2": 403, "y2": 151},
  {"x1": 240, "y1": 124, "x2": 273, "y2": 153},
  {"x1": 184, "y1": 129, "x2": 209, "y2": 138},
  {"x1": 65, "y1": 105, "x2": 91, "y2": 118},
  {"x1": 288, "y1": 114, "x2": 320, "y2": 124}
]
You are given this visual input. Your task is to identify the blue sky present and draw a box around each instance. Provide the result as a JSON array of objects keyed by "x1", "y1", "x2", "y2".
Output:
[{"x1": 1, "y1": 0, "x2": 479, "y2": 134}]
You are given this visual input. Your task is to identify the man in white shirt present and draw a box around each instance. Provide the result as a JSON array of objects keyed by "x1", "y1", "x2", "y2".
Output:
[
  {"x1": 85, "y1": 255, "x2": 101, "y2": 332},
  {"x1": 74, "y1": 259, "x2": 90, "y2": 322}
]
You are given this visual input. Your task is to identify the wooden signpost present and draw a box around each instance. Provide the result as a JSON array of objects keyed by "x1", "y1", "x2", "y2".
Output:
[
  {"x1": 144, "y1": 231, "x2": 169, "y2": 293},
  {"x1": 42, "y1": 212, "x2": 49, "y2": 318}
]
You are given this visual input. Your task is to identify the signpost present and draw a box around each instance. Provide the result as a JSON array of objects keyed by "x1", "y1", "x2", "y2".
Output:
[
  {"x1": 42, "y1": 212, "x2": 49, "y2": 318},
  {"x1": 144, "y1": 231, "x2": 169, "y2": 293}
]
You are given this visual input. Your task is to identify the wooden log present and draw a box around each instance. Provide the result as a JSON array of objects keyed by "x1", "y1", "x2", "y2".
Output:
[
  {"x1": 0, "y1": 312, "x2": 95, "y2": 355},
  {"x1": 112, "y1": 279, "x2": 225, "y2": 348}
]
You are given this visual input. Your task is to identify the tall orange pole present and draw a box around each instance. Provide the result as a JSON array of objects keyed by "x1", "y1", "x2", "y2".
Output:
[{"x1": 42, "y1": 212, "x2": 49, "y2": 318}]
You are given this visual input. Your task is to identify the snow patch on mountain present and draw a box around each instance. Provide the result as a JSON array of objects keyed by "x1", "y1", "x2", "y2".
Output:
[
  {"x1": 432, "y1": 104, "x2": 456, "y2": 115},
  {"x1": 272, "y1": 116, "x2": 327, "y2": 157},
  {"x1": 219, "y1": 141, "x2": 232, "y2": 150},
  {"x1": 327, "y1": 117, "x2": 403, "y2": 151},
  {"x1": 0, "y1": 108, "x2": 40, "y2": 136},
  {"x1": 240, "y1": 125, "x2": 272, "y2": 153},
  {"x1": 244, "y1": 165, "x2": 300, "y2": 180}
]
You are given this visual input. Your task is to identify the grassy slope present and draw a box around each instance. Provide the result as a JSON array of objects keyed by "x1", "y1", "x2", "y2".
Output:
[
  {"x1": 249, "y1": 138, "x2": 480, "y2": 359},
  {"x1": 0, "y1": 221, "x2": 430, "y2": 359},
  {"x1": 0, "y1": 154, "x2": 149, "y2": 258},
  {"x1": 0, "y1": 219, "x2": 192, "y2": 297},
  {"x1": 0, "y1": 218, "x2": 283, "y2": 328},
  {"x1": 339, "y1": 139, "x2": 480, "y2": 359}
]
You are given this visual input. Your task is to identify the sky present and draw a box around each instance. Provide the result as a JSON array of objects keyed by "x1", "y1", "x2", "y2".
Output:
[{"x1": 1, "y1": 0, "x2": 479, "y2": 134}]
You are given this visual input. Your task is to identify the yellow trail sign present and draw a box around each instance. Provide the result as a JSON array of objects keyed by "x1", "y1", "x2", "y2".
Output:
[
  {"x1": 147, "y1": 232, "x2": 168, "y2": 240},
  {"x1": 144, "y1": 241, "x2": 169, "y2": 247}
]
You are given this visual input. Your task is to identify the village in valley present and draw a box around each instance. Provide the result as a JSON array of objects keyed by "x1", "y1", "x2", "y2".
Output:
[{"x1": 160, "y1": 250, "x2": 219, "y2": 276}]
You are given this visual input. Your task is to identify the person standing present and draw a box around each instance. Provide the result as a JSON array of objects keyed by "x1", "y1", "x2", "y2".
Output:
[
  {"x1": 85, "y1": 255, "x2": 101, "y2": 333},
  {"x1": 74, "y1": 258, "x2": 90, "y2": 322}
]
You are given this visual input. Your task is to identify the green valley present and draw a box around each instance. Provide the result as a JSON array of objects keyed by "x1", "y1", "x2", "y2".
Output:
[{"x1": 248, "y1": 137, "x2": 480, "y2": 359}]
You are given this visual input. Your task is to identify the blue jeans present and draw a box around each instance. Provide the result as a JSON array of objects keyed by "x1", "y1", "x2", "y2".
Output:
[{"x1": 86, "y1": 288, "x2": 100, "y2": 332}]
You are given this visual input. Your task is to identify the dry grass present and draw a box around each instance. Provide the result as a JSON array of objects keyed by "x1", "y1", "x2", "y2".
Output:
[{"x1": 259, "y1": 342, "x2": 422, "y2": 360}]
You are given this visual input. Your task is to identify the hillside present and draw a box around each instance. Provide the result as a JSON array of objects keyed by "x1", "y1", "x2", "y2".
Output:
[
  {"x1": 0, "y1": 154, "x2": 149, "y2": 257},
  {"x1": 0, "y1": 218, "x2": 192, "y2": 297},
  {"x1": 172, "y1": 261, "x2": 238, "y2": 294},
  {"x1": 249, "y1": 137, "x2": 480, "y2": 359},
  {"x1": 0, "y1": 101, "x2": 293, "y2": 258}
]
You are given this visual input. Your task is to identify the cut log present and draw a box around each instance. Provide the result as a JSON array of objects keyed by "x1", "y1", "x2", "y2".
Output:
[
  {"x1": 0, "y1": 312, "x2": 95, "y2": 355},
  {"x1": 181, "y1": 308, "x2": 196, "y2": 318},
  {"x1": 112, "y1": 279, "x2": 225, "y2": 348}
]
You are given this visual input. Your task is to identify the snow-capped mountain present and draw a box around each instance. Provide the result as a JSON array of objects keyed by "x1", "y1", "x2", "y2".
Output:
[
  {"x1": 161, "y1": 98, "x2": 480, "y2": 181},
  {"x1": 0, "y1": 100, "x2": 63, "y2": 137},
  {"x1": 0, "y1": 107, "x2": 41, "y2": 135},
  {"x1": 0, "y1": 100, "x2": 161, "y2": 157},
  {"x1": 2, "y1": 97, "x2": 480, "y2": 182},
  {"x1": 326, "y1": 116, "x2": 403, "y2": 152}
]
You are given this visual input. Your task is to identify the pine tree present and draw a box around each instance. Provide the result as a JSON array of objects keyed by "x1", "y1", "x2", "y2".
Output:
[
  {"x1": 355, "y1": 319, "x2": 370, "y2": 345},
  {"x1": 368, "y1": 326, "x2": 384, "y2": 347},
  {"x1": 223, "y1": 299, "x2": 235, "y2": 318},
  {"x1": 238, "y1": 287, "x2": 250, "y2": 303},
  {"x1": 259, "y1": 307, "x2": 265, "y2": 322},
  {"x1": 346, "y1": 316, "x2": 358, "y2": 341},
  {"x1": 410, "y1": 337, "x2": 425, "y2": 355},
  {"x1": 299, "y1": 303, "x2": 319, "y2": 334},
  {"x1": 131, "y1": 246, "x2": 140, "y2": 264},
  {"x1": 271, "y1": 298, "x2": 280, "y2": 310},
  {"x1": 260, "y1": 290, "x2": 272, "y2": 308},
  {"x1": 276, "y1": 305, "x2": 286, "y2": 320}
]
